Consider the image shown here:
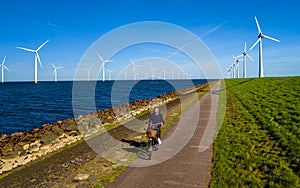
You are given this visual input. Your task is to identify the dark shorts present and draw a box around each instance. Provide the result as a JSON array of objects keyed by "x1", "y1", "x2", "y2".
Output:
[{"x1": 155, "y1": 126, "x2": 161, "y2": 138}]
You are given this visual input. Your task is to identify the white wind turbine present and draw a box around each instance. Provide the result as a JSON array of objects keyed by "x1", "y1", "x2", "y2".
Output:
[
  {"x1": 17, "y1": 40, "x2": 49, "y2": 83},
  {"x1": 162, "y1": 66, "x2": 167, "y2": 80},
  {"x1": 97, "y1": 52, "x2": 113, "y2": 82},
  {"x1": 1, "y1": 56, "x2": 10, "y2": 83},
  {"x1": 236, "y1": 42, "x2": 254, "y2": 78},
  {"x1": 232, "y1": 55, "x2": 243, "y2": 78},
  {"x1": 51, "y1": 63, "x2": 63, "y2": 82},
  {"x1": 230, "y1": 64, "x2": 236, "y2": 78},
  {"x1": 230, "y1": 64, "x2": 235, "y2": 79},
  {"x1": 85, "y1": 66, "x2": 92, "y2": 81},
  {"x1": 250, "y1": 16, "x2": 280, "y2": 78},
  {"x1": 124, "y1": 70, "x2": 128, "y2": 80},
  {"x1": 107, "y1": 69, "x2": 113, "y2": 81},
  {"x1": 130, "y1": 60, "x2": 139, "y2": 81},
  {"x1": 150, "y1": 65, "x2": 157, "y2": 80},
  {"x1": 225, "y1": 67, "x2": 231, "y2": 79}
]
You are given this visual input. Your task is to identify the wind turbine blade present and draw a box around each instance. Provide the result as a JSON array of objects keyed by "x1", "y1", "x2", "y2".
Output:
[
  {"x1": 36, "y1": 53, "x2": 43, "y2": 68},
  {"x1": 106, "y1": 60, "x2": 114, "y2": 62},
  {"x1": 2, "y1": 56, "x2": 6, "y2": 65},
  {"x1": 57, "y1": 66, "x2": 64, "y2": 69},
  {"x1": 254, "y1": 16, "x2": 262, "y2": 34},
  {"x1": 244, "y1": 42, "x2": 247, "y2": 52},
  {"x1": 249, "y1": 38, "x2": 260, "y2": 51},
  {"x1": 16, "y1": 47, "x2": 35, "y2": 52},
  {"x1": 51, "y1": 63, "x2": 56, "y2": 69},
  {"x1": 97, "y1": 52, "x2": 104, "y2": 62},
  {"x1": 236, "y1": 54, "x2": 243, "y2": 58},
  {"x1": 3, "y1": 65, "x2": 10, "y2": 72},
  {"x1": 246, "y1": 54, "x2": 255, "y2": 62},
  {"x1": 130, "y1": 59, "x2": 135, "y2": 65},
  {"x1": 263, "y1": 35, "x2": 280, "y2": 42},
  {"x1": 37, "y1": 39, "x2": 49, "y2": 51}
]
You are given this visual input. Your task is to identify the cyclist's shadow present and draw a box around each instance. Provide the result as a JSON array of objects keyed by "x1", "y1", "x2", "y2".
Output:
[
  {"x1": 121, "y1": 139, "x2": 151, "y2": 160},
  {"x1": 137, "y1": 148, "x2": 151, "y2": 160}
]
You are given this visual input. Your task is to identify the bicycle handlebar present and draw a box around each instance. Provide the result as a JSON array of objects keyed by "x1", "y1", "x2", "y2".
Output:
[{"x1": 148, "y1": 123, "x2": 161, "y2": 130}]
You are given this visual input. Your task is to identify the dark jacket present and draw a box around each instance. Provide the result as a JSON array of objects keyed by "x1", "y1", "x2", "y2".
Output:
[{"x1": 148, "y1": 112, "x2": 164, "y2": 130}]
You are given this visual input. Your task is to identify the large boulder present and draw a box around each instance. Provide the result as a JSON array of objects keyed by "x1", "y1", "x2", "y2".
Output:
[
  {"x1": 0, "y1": 134, "x2": 7, "y2": 142},
  {"x1": 13, "y1": 143, "x2": 25, "y2": 156},
  {"x1": 60, "y1": 119, "x2": 78, "y2": 132},
  {"x1": 1, "y1": 150, "x2": 18, "y2": 160},
  {"x1": 51, "y1": 124, "x2": 64, "y2": 136},
  {"x1": 40, "y1": 131, "x2": 58, "y2": 146}
]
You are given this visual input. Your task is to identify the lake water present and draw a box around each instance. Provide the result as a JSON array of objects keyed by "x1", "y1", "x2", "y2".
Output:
[{"x1": 0, "y1": 79, "x2": 208, "y2": 135}]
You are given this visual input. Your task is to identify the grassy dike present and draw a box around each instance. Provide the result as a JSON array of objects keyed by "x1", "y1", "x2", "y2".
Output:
[{"x1": 210, "y1": 77, "x2": 300, "y2": 187}]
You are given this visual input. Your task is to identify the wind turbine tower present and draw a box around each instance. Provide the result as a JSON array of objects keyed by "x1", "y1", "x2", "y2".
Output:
[
  {"x1": 107, "y1": 69, "x2": 113, "y2": 81},
  {"x1": 85, "y1": 66, "x2": 92, "y2": 81}
]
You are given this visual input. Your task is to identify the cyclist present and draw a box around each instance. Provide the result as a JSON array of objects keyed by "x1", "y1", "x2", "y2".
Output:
[{"x1": 148, "y1": 107, "x2": 164, "y2": 144}]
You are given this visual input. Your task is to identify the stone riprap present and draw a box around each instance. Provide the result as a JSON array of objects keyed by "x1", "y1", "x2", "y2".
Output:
[{"x1": 0, "y1": 83, "x2": 208, "y2": 175}]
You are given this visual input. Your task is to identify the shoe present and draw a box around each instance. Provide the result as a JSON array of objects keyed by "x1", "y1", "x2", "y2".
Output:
[{"x1": 158, "y1": 138, "x2": 162, "y2": 145}]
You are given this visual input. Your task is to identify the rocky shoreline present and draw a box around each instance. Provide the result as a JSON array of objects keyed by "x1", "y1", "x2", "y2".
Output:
[{"x1": 0, "y1": 82, "x2": 209, "y2": 175}]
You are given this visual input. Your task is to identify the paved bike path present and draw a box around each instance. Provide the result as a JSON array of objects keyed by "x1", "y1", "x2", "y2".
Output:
[{"x1": 107, "y1": 81, "x2": 221, "y2": 188}]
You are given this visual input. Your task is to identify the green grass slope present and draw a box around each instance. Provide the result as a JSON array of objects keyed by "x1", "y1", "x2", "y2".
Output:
[{"x1": 211, "y1": 77, "x2": 300, "y2": 187}]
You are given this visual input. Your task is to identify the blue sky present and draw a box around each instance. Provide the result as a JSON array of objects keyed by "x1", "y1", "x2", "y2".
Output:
[{"x1": 0, "y1": 0, "x2": 299, "y2": 81}]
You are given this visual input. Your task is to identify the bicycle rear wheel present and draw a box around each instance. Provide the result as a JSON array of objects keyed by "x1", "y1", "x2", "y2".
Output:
[
  {"x1": 152, "y1": 137, "x2": 159, "y2": 151},
  {"x1": 147, "y1": 138, "x2": 153, "y2": 160},
  {"x1": 153, "y1": 144, "x2": 159, "y2": 151}
]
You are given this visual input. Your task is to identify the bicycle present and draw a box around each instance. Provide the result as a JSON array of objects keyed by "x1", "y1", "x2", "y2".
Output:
[{"x1": 146, "y1": 127, "x2": 160, "y2": 160}]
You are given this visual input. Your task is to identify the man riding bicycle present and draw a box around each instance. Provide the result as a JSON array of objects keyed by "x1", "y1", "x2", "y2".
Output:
[{"x1": 148, "y1": 107, "x2": 164, "y2": 144}]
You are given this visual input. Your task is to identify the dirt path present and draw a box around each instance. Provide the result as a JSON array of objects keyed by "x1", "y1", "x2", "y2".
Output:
[{"x1": 106, "y1": 81, "x2": 221, "y2": 188}]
